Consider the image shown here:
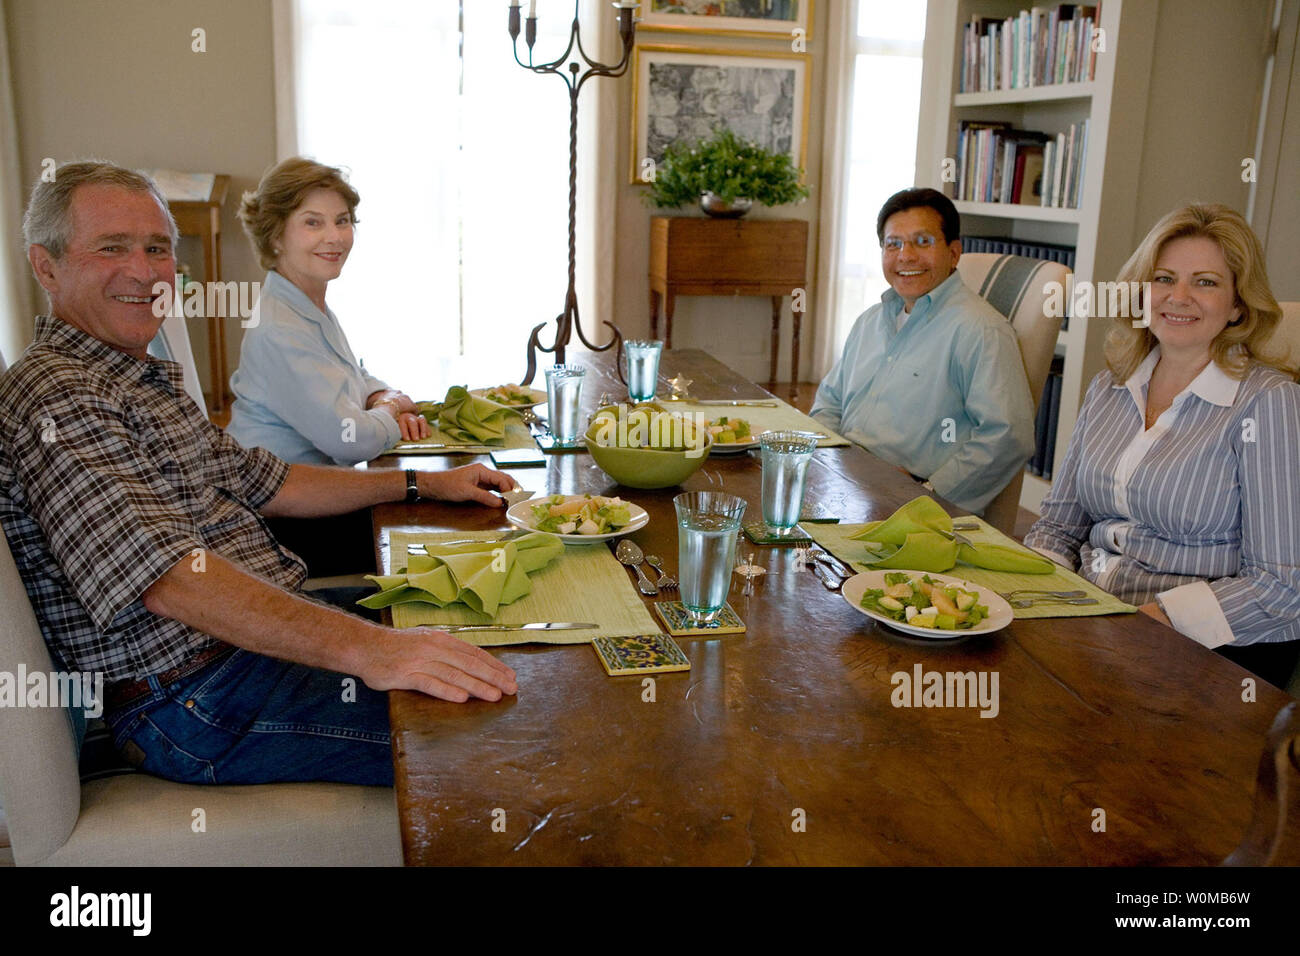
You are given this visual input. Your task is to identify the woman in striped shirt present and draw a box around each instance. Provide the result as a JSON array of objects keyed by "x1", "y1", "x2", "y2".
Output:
[{"x1": 1025, "y1": 204, "x2": 1300, "y2": 688}]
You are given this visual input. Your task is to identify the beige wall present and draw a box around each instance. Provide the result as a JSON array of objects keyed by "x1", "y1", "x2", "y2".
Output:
[
  {"x1": 1126, "y1": 0, "x2": 1274, "y2": 248},
  {"x1": 613, "y1": 26, "x2": 828, "y2": 386},
  {"x1": 5, "y1": 0, "x2": 274, "y2": 399}
]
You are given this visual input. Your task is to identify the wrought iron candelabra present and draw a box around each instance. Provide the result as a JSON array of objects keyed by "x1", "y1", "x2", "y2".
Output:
[{"x1": 508, "y1": 1, "x2": 638, "y2": 385}]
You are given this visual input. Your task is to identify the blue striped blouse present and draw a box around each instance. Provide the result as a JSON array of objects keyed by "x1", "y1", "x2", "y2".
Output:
[{"x1": 1024, "y1": 347, "x2": 1300, "y2": 647}]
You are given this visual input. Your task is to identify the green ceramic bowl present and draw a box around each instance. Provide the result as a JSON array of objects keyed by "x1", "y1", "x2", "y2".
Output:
[{"x1": 584, "y1": 416, "x2": 713, "y2": 490}]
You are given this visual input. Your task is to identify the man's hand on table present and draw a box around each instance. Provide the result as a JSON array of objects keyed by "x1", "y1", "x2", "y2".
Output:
[
  {"x1": 417, "y1": 463, "x2": 516, "y2": 507},
  {"x1": 364, "y1": 627, "x2": 518, "y2": 703}
]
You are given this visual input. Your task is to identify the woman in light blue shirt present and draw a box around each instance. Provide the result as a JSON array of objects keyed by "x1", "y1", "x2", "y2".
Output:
[
  {"x1": 227, "y1": 157, "x2": 430, "y2": 464},
  {"x1": 1025, "y1": 204, "x2": 1300, "y2": 688}
]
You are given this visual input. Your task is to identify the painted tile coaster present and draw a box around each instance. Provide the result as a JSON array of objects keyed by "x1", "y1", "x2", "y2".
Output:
[
  {"x1": 654, "y1": 601, "x2": 747, "y2": 636},
  {"x1": 744, "y1": 522, "x2": 811, "y2": 545},
  {"x1": 592, "y1": 633, "x2": 691, "y2": 676}
]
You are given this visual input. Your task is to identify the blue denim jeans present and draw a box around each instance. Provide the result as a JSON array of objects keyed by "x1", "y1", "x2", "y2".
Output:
[{"x1": 104, "y1": 649, "x2": 394, "y2": 786}]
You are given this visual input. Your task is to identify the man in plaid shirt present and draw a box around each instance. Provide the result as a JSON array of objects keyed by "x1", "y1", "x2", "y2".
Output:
[{"x1": 0, "y1": 162, "x2": 517, "y2": 786}]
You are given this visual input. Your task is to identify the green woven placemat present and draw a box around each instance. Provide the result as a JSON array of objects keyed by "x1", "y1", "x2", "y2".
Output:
[
  {"x1": 385, "y1": 530, "x2": 661, "y2": 645},
  {"x1": 379, "y1": 420, "x2": 537, "y2": 456},
  {"x1": 666, "y1": 400, "x2": 849, "y2": 447},
  {"x1": 804, "y1": 519, "x2": 1136, "y2": 619}
]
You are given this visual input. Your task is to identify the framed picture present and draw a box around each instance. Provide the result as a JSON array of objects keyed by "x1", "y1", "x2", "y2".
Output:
[
  {"x1": 638, "y1": 1, "x2": 813, "y2": 38},
  {"x1": 630, "y1": 44, "x2": 810, "y2": 184}
]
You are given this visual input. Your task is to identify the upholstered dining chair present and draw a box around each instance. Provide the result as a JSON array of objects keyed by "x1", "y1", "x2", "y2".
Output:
[
  {"x1": 0, "y1": 342, "x2": 401, "y2": 866},
  {"x1": 148, "y1": 311, "x2": 208, "y2": 415},
  {"x1": 954, "y1": 253, "x2": 1070, "y2": 536}
]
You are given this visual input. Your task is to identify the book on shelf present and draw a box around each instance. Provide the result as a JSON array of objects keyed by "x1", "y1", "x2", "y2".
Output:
[
  {"x1": 1038, "y1": 118, "x2": 1089, "y2": 209},
  {"x1": 960, "y1": 3, "x2": 1101, "y2": 93},
  {"x1": 954, "y1": 120, "x2": 1086, "y2": 207}
]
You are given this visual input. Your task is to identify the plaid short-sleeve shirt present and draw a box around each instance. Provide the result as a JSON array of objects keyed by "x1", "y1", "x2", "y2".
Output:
[{"x1": 0, "y1": 315, "x2": 307, "y2": 682}]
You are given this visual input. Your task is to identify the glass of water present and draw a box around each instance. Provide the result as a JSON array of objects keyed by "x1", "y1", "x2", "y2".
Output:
[
  {"x1": 674, "y1": 491, "x2": 747, "y2": 624},
  {"x1": 759, "y1": 430, "x2": 819, "y2": 536},
  {"x1": 544, "y1": 365, "x2": 586, "y2": 446},
  {"x1": 624, "y1": 339, "x2": 663, "y2": 402}
]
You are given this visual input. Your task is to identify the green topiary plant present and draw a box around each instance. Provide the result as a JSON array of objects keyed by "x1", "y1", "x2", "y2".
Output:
[{"x1": 644, "y1": 127, "x2": 810, "y2": 210}]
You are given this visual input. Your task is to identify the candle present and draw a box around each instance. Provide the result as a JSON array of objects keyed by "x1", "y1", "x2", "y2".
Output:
[
  {"x1": 528, "y1": 0, "x2": 537, "y2": 15},
  {"x1": 509, "y1": 1, "x2": 520, "y2": 7}
]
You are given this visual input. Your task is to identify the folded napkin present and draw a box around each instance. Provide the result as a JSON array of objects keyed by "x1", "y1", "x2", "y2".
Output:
[
  {"x1": 358, "y1": 532, "x2": 564, "y2": 617},
  {"x1": 849, "y1": 495, "x2": 1054, "y2": 574},
  {"x1": 421, "y1": 386, "x2": 518, "y2": 444}
]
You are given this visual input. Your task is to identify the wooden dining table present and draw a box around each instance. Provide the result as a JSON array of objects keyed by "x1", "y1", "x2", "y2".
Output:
[{"x1": 368, "y1": 349, "x2": 1300, "y2": 866}]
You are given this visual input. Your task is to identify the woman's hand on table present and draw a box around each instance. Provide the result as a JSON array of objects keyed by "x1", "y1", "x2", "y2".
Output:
[
  {"x1": 370, "y1": 391, "x2": 430, "y2": 441},
  {"x1": 396, "y1": 410, "x2": 431, "y2": 441},
  {"x1": 417, "y1": 463, "x2": 516, "y2": 507},
  {"x1": 1138, "y1": 601, "x2": 1172, "y2": 627},
  {"x1": 364, "y1": 627, "x2": 518, "y2": 702}
]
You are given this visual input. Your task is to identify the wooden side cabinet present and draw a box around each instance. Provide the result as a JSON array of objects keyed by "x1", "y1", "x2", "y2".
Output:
[
  {"x1": 649, "y1": 217, "x2": 808, "y2": 389},
  {"x1": 168, "y1": 174, "x2": 230, "y2": 415}
]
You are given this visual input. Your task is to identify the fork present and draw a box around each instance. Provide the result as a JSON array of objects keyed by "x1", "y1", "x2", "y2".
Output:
[
  {"x1": 644, "y1": 554, "x2": 677, "y2": 589},
  {"x1": 1010, "y1": 597, "x2": 1099, "y2": 608},
  {"x1": 998, "y1": 589, "x2": 1087, "y2": 599}
]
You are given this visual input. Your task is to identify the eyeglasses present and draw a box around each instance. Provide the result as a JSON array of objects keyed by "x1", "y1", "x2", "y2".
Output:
[{"x1": 882, "y1": 233, "x2": 939, "y2": 252}]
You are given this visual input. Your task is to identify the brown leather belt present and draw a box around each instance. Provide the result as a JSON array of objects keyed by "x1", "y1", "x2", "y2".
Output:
[{"x1": 104, "y1": 643, "x2": 237, "y2": 714}]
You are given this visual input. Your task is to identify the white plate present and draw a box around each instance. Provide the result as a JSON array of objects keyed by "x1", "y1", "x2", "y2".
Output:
[
  {"x1": 708, "y1": 437, "x2": 760, "y2": 456},
  {"x1": 469, "y1": 386, "x2": 547, "y2": 409},
  {"x1": 505, "y1": 495, "x2": 649, "y2": 544},
  {"x1": 841, "y1": 570, "x2": 1013, "y2": 639}
]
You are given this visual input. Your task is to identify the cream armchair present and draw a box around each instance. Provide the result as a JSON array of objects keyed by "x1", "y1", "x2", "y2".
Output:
[
  {"x1": 0, "y1": 526, "x2": 402, "y2": 866},
  {"x1": 954, "y1": 253, "x2": 1070, "y2": 535}
]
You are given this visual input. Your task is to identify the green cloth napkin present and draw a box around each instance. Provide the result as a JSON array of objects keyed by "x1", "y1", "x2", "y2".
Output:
[
  {"x1": 424, "y1": 386, "x2": 518, "y2": 444},
  {"x1": 848, "y1": 495, "x2": 1054, "y2": 574},
  {"x1": 804, "y1": 518, "x2": 1137, "y2": 619},
  {"x1": 386, "y1": 530, "x2": 663, "y2": 646},
  {"x1": 358, "y1": 532, "x2": 563, "y2": 617}
]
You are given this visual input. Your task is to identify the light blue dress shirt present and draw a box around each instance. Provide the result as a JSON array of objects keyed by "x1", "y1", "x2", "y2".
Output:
[
  {"x1": 1024, "y1": 349, "x2": 1300, "y2": 648},
  {"x1": 810, "y1": 270, "x2": 1036, "y2": 512},
  {"x1": 227, "y1": 270, "x2": 401, "y2": 464}
]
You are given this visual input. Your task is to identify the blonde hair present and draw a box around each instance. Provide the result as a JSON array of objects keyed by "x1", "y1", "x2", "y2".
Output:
[
  {"x1": 1104, "y1": 203, "x2": 1293, "y2": 381},
  {"x1": 238, "y1": 157, "x2": 360, "y2": 271}
]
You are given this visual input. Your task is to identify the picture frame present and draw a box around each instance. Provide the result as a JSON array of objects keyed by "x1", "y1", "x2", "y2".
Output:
[
  {"x1": 637, "y1": 1, "x2": 813, "y2": 39},
  {"x1": 630, "y1": 44, "x2": 811, "y2": 185}
]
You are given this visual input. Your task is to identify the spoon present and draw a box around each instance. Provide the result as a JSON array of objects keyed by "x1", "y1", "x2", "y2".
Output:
[{"x1": 615, "y1": 539, "x2": 659, "y2": 596}]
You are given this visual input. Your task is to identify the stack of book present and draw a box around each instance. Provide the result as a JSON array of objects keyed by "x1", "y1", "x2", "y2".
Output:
[
  {"x1": 1028, "y1": 356, "x2": 1065, "y2": 480},
  {"x1": 960, "y1": 3, "x2": 1101, "y2": 93},
  {"x1": 954, "y1": 119, "x2": 1088, "y2": 209}
]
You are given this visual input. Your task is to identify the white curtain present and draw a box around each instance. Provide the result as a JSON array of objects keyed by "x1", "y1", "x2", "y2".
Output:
[
  {"x1": 814, "y1": 0, "x2": 928, "y2": 378},
  {"x1": 0, "y1": 0, "x2": 34, "y2": 366},
  {"x1": 274, "y1": 0, "x2": 615, "y2": 393}
]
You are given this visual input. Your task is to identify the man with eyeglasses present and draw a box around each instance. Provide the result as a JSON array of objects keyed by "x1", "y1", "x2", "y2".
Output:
[{"x1": 810, "y1": 187, "x2": 1035, "y2": 513}]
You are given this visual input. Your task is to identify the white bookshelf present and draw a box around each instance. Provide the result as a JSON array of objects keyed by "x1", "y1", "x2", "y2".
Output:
[{"x1": 917, "y1": 0, "x2": 1159, "y2": 514}]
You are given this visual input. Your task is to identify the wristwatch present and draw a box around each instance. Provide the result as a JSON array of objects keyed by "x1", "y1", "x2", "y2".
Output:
[{"x1": 405, "y1": 469, "x2": 420, "y2": 504}]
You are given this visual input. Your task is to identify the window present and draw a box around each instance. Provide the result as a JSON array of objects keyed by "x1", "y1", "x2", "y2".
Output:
[
  {"x1": 289, "y1": 1, "x2": 574, "y2": 390},
  {"x1": 832, "y1": 0, "x2": 928, "y2": 349}
]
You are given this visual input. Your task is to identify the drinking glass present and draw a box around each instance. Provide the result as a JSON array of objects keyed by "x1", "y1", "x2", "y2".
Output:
[
  {"x1": 624, "y1": 339, "x2": 663, "y2": 402},
  {"x1": 544, "y1": 365, "x2": 586, "y2": 446},
  {"x1": 759, "y1": 430, "x2": 819, "y2": 536},
  {"x1": 674, "y1": 491, "x2": 747, "y2": 624}
]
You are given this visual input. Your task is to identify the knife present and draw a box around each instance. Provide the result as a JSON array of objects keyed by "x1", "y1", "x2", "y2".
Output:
[
  {"x1": 408, "y1": 528, "x2": 531, "y2": 552},
  {"x1": 437, "y1": 622, "x2": 598, "y2": 633}
]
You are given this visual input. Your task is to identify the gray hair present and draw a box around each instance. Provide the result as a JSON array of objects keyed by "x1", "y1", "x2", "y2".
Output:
[{"x1": 22, "y1": 160, "x2": 179, "y2": 258}]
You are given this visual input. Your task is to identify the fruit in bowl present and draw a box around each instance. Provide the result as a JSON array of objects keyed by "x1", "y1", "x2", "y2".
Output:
[{"x1": 584, "y1": 403, "x2": 712, "y2": 489}]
